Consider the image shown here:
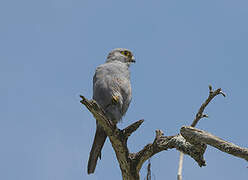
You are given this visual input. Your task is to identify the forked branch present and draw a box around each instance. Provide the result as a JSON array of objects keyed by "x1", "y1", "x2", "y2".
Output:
[
  {"x1": 178, "y1": 85, "x2": 226, "y2": 180},
  {"x1": 191, "y1": 85, "x2": 226, "y2": 127},
  {"x1": 80, "y1": 86, "x2": 246, "y2": 180},
  {"x1": 80, "y1": 96, "x2": 207, "y2": 180}
]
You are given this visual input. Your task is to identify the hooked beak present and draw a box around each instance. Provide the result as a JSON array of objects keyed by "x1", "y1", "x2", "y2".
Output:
[{"x1": 130, "y1": 56, "x2": 136, "y2": 63}]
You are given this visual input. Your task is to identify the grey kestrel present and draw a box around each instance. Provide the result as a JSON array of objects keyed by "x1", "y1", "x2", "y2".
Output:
[{"x1": 87, "y1": 48, "x2": 135, "y2": 174}]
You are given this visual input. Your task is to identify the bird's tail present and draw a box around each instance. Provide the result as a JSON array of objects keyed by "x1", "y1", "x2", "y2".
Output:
[{"x1": 87, "y1": 126, "x2": 107, "y2": 174}]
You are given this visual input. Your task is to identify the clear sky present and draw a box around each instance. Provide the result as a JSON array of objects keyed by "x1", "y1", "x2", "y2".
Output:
[{"x1": 1, "y1": 0, "x2": 248, "y2": 180}]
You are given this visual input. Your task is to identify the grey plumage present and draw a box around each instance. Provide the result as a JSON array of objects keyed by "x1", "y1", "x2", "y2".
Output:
[{"x1": 87, "y1": 48, "x2": 135, "y2": 174}]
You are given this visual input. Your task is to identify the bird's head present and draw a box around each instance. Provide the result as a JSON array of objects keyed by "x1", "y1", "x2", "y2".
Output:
[{"x1": 106, "y1": 48, "x2": 136, "y2": 66}]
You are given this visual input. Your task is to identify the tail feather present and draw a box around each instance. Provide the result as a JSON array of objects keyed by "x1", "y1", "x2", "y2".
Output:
[{"x1": 87, "y1": 126, "x2": 107, "y2": 174}]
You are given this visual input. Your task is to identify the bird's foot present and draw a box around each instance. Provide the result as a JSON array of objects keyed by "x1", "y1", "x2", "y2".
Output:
[{"x1": 112, "y1": 95, "x2": 119, "y2": 104}]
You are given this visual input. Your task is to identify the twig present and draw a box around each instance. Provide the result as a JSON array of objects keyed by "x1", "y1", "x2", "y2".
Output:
[
  {"x1": 191, "y1": 85, "x2": 226, "y2": 127},
  {"x1": 177, "y1": 152, "x2": 183, "y2": 180},
  {"x1": 146, "y1": 159, "x2": 151, "y2": 180}
]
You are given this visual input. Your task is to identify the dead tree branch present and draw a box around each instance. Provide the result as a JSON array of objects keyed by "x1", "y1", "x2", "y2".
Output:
[
  {"x1": 177, "y1": 152, "x2": 184, "y2": 180},
  {"x1": 191, "y1": 85, "x2": 226, "y2": 127},
  {"x1": 80, "y1": 96, "x2": 206, "y2": 180},
  {"x1": 181, "y1": 126, "x2": 248, "y2": 161},
  {"x1": 80, "y1": 95, "x2": 136, "y2": 179},
  {"x1": 146, "y1": 159, "x2": 151, "y2": 180},
  {"x1": 80, "y1": 86, "x2": 245, "y2": 180},
  {"x1": 178, "y1": 85, "x2": 226, "y2": 180}
]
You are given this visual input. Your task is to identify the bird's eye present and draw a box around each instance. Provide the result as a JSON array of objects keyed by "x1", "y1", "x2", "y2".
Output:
[
  {"x1": 121, "y1": 51, "x2": 130, "y2": 56},
  {"x1": 124, "y1": 51, "x2": 128, "y2": 56}
]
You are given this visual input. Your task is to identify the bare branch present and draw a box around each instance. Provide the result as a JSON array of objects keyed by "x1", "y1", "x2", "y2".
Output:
[
  {"x1": 80, "y1": 95, "x2": 135, "y2": 180},
  {"x1": 132, "y1": 130, "x2": 206, "y2": 173},
  {"x1": 80, "y1": 95, "x2": 207, "y2": 179},
  {"x1": 181, "y1": 126, "x2": 248, "y2": 161},
  {"x1": 177, "y1": 152, "x2": 184, "y2": 180},
  {"x1": 191, "y1": 85, "x2": 226, "y2": 127},
  {"x1": 80, "y1": 95, "x2": 115, "y2": 133},
  {"x1": 122, "y1": 119, "x2": 144, "y2": 139},
  {"x1": 80, "y1": 86, "x2": 246, "y2": 180},
  {"x1": 146, "y1": 159, "x2": 151, "y2": 180},
  {"x1": 178, "y1": 85, "x2": 226, "y2": 180}
]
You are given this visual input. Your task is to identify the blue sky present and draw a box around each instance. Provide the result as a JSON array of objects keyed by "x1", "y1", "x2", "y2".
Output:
[{"x1": 1, "y1": 0, "x2": 248, "y2": 179}]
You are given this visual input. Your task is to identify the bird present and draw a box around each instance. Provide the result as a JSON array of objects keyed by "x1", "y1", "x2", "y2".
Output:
[{"x1": 87, "y1": 48, "x2": 135, "y2": 174}]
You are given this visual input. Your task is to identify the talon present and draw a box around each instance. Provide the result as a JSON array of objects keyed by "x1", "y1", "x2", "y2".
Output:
[{"x1": 112, "y1": 95, "x2": 119, "y2": 104}]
